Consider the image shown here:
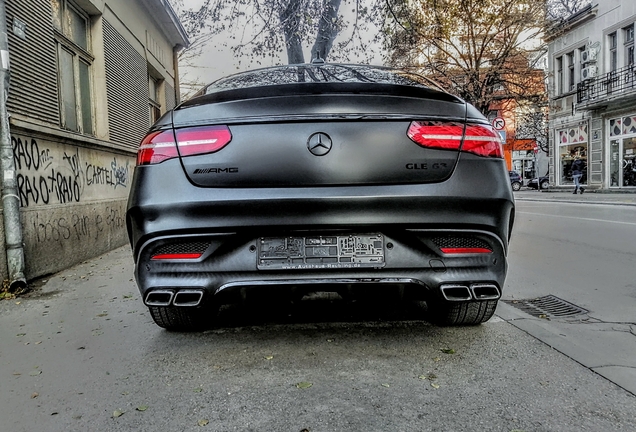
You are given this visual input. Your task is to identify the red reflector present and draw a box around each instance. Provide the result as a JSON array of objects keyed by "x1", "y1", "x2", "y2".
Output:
[
  {"x1": 151, "y1": 253, "x2": 203, "y2": 260},
  {"x1": 137, "y1": 130, "x2": 178, "y2": 165},
  {"x1": 440, "y1": 248, "x2": 492, "y2": 254},
  {"x1": 407, "y1": 121, "x2": 464, "y2": 150},
  {"x1": 175, "y1": 125, "x2": 232, "y2": 157}
]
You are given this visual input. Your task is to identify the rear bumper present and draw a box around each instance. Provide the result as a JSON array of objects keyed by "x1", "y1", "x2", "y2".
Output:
[{"x1": 133, "y1": 228, "x2": 508, "y2": 307}]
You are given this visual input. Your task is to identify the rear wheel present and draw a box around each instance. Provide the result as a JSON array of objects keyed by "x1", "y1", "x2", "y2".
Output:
[
  {"x1": 540, "y1": 180, "x2": 549, "y2": 190},
  {"x1": 511, "y1": 181, "x2": 521, "y2": 191},
  {"x1": 148, "y1": 306, "x2": 214, "y2": 331},
  {"x1": 427, "y1": 299, "x2": 498, "y2": 326}
]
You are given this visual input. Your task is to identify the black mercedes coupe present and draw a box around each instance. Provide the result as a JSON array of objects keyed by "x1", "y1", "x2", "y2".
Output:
[{"x1": 126, "y1": 63, "x2": 515, "y2": 331}]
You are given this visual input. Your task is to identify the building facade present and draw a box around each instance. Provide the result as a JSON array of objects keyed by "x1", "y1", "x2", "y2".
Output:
[
  {"x1": 548, "y1": 1, "x2": 636, "y2": 191},
  {"x1": 0, "y1": 0, "x2": 187, "y2": 282},
  {"x1": 492, "y1": 97, "x2": 549, "y2": 187}
]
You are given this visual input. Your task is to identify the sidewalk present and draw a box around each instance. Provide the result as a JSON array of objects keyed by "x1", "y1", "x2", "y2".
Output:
[{"x1": 514, "y1": 188, "x2": 636, "y2": 206}]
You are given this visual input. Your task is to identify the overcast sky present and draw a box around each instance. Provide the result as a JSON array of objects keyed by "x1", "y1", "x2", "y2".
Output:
[{"x1": 176, "y1": 0, "x2": 385, "y2": 95}]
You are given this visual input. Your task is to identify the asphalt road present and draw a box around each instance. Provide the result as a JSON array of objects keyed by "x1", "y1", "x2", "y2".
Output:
[
  {"x1": 1, "y1": 196, "x2": 636, "y2": 431},
  {"x1": 500, "y1": 196, "x2": 636, "y2": 396}
]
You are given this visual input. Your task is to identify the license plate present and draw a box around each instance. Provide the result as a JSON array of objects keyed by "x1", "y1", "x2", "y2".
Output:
[{"x1": 257, "y1": 234, "x2": 385, "y2": 270}]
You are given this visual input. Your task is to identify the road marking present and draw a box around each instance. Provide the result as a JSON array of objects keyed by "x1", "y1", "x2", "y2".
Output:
[{"x1": 518, "y1": 211, "x2": 636, "y2": 226}]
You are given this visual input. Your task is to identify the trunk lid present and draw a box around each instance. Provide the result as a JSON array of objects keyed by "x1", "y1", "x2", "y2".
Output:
[{"x1": 171, "y1": 86, "x2": 467, "y2": 187}]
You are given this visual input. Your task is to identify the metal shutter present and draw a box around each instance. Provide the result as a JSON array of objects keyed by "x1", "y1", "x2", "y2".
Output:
[
  {"x1": 5, "y1": 0, "x2": 60, "y2": 124},
  {"x1": 165, "y1": 82, "x2": 175, "y2": 110},
  {"x1": 103, "y1": 19, "x2": 148, "y2": 149}
]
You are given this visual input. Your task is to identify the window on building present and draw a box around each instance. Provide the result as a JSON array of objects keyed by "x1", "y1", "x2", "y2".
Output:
[
  {"x1": 51, "y1": 0, "x2": 93, "y2": 135},
  {"x1": 567, "y1": 51, "x2": 575, "y2": 91},
  {"x1": 625, "y1": 24, "x2": 635, "y2": 66},
  {"x1": 149, "y1": 75, "x2": 162, "y2": 124},
  {"x1": 609, "y1": 32, "x2": 618, "y2": 72},
  {"x1": 557, "y1": 125, "x2": 588, "y2": 186},
  {"x1": 556, "y1": 56, "x2": 563, "y2": 94}
]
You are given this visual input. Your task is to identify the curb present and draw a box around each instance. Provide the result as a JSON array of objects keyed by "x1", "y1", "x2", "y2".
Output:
[{"x1": 514, "y1": 197, "x2": 636, "y2": 206}]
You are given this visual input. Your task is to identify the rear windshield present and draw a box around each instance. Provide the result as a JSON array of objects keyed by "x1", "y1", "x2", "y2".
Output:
[{"x1": 200, "y1": 64, "x2": 442, "y2": 96}]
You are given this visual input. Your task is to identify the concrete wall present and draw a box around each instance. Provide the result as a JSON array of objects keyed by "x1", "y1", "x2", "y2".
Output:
[
  {"x1": 10, "y1": 125, "x2": 134, "y2": 280},
  {"x1": 20, "y1": 199, "x2": 127, "y2": 279},
  {"x1": 0, "y1": 0, "x2": 186, "y2": 283}
]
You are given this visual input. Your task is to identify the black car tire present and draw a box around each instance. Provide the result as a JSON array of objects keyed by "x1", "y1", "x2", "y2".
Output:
[
  {"x1": 427, "y1": 299, "x2": 498, "y2": 326},
  {"x1": 540, "y1": 180, "x2": 549, "y2": 190},
  {"x1": 511, "y1": 181, "x2": 521, "y2": 191},
  {"x1": 148, "y1": 306, "x2": 213, "y2": 332}
]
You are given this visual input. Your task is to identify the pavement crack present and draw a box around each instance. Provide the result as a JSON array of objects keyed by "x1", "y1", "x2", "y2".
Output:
[{"x1": 591, "y1": 364, "x2": 636, "y2": 371}]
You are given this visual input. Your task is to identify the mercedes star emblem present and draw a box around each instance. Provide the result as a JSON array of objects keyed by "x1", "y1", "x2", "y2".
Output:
[{"x1": 307, "y1": 132, "x2": 333, "y2": 156}]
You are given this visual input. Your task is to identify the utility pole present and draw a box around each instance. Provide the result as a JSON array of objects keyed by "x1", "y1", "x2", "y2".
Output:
[{"x1": 0, "y1": 0, "x2": 26, "y2": 291}]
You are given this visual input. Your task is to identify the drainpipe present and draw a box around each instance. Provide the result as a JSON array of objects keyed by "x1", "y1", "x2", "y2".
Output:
[
  {"x1": 173, "y1": 45, "x2": 181, "y2": 104},
  {"x1": 0, "y1": 0, "x2": 26, "y2": 291}
]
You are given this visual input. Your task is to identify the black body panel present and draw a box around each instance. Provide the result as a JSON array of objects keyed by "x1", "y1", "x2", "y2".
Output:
[
  {"x1": 180, "y1": 121, "x2": 460, "y2": 187},
  {"x1": 127, "y1": 152, "x2": 514, "y2": 260},
  {"x1": 172, "y1": 91, "x2": 468, "y2": 187}
]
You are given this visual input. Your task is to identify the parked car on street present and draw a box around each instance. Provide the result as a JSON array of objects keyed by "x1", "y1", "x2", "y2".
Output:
[
  {"x1": 527, "y1": 176, "x2": 550, "y2": 190},
  {"x1": 509, "y1": 171, "x2": 522, "y2": 191},
  {"x1": 126, "y1": 63, "x2": 515, "y2": 331}
]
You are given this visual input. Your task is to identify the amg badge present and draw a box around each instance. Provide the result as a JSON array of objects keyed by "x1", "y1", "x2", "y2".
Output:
[{"x1": 193, "y1": 167, "x2": 239, "y2": 174}]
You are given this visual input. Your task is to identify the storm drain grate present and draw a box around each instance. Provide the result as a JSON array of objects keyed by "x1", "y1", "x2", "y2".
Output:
[{"x1": 504, "y1": 295, "x2": 589, "y2": 318}]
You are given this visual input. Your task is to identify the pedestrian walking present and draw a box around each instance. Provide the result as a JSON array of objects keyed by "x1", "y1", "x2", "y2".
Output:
[{"x1": 571, "y1": 157, "x2": 585, "y2": 194}]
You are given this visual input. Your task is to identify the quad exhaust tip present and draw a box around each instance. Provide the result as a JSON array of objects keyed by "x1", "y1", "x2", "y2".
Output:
[
  {"x1": 144, "y1": 289, "x2": 205, "y2": 307},
  {"x1": 173, "y1": 289, "x2": 204, "y2": 307},
  {"x1": 440, "y1": 284, "x2": 472, "y2": 302},
  {"x1": 440, "y1": 283, "x2": 500, "y2": 302},
  {"x1": 145, "y1": 289, "x2": 175, "y2": 307},
  {"x1": 470, "y1": 283, "x2": 501, "y2": 300}
]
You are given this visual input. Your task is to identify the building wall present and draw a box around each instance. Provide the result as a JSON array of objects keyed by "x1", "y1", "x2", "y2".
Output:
[
  {"x1": 548, "y1": 1, "x2": 636, "y2": 190},
  {"x1": 1, "y1": 0, "x2": 185, "y2": 282},
  {"x1": 492, "y1": 92, "x2": 548, "y2": 186}
]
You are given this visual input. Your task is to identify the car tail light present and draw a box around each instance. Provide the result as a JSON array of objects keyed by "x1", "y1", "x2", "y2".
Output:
[
  {"x1": 137, "y1": 130, "x2": 178, "y2": 165},
  {"x1": 175, "y1": 125, "x2": 232, "y2": 157},
  {"x1": 137, "y1": 126, "x2": 232, "y2": 166},
  {"x1": 462, "y1": 124, "x2": 504, "y2": 158},
  {"x1": 407, "y1": 121, "x2": 503, "y2": 158}
]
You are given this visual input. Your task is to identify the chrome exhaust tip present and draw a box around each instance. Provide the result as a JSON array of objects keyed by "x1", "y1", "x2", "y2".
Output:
[
  {"x1": 173, "y1": 289, "x2": 204, "y2": 307},
  {"x1": 145, "y1": 289, "x2": 175, "y2": 307},
  {"x1": 470, "y1": 284, "x2": 501, "y2": 301},
  {"x1": 440, "y1": 284, "x2": 472, "y2": 302}
]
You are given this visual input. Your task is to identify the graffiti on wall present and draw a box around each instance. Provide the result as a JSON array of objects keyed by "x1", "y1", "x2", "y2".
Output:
[
  {"x1": 28, "y1": 205, "x2": 125, "y2": 245},
  {"x1": 11, "y1": 136, "x2": 131, "y2": 207}
]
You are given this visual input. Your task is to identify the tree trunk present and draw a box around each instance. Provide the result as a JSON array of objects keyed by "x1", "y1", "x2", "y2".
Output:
[
  {"x1": 311, "y1": 0, "x2": 342, "y2": 61},
  {"x1": 280, "y1": 0, "x2": 305, "y2": 64}
]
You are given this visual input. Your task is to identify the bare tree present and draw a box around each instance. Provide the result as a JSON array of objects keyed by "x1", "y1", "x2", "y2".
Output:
[
  {"x1": 515, "y1": 107, "x2": 549, "y2": 153},
  {"x1": 170, "y1": 0, "x2": 377, "y2": 67},
  {"x1": 379, "y1": 0, "x2": 548, "y2": 114},
  {"x1": 546, "y1": 0, "x2": 590, "y2": 20}
]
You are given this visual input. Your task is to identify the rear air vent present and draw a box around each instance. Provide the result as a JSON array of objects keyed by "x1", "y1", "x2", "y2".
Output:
[
  {"x1": 432, "y1": 236, "x2": 493, "y2": 254},
  {"x1": 432, "y1": 236, "x2": 492, "y2": 251}
]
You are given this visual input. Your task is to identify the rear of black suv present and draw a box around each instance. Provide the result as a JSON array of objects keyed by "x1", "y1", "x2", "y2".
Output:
[{"x1": 126, "y1": 64, "x2": 515, "y2": 331}]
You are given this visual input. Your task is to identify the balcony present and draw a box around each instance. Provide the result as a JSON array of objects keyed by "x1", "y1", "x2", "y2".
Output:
[{"x1": 577, "y1": 65, "x2": 636, "y2": 109}]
